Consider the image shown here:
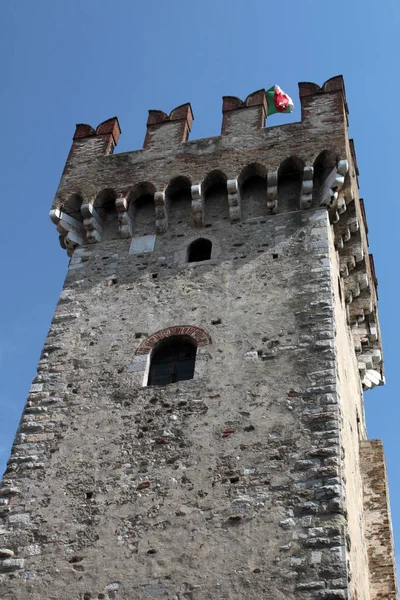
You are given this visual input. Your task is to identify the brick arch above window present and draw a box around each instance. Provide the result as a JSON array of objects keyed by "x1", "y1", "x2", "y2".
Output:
[{"x1": 136, "y1": 326, "x2": 212, "y2": 355}]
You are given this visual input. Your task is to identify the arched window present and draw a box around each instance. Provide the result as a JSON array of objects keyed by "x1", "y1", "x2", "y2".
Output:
[
  {"x1": 166, "y1": 176, "x2": 192, "y2": 229},
  {"x1": 238, "y1": 163, "x2": 268, "y2": 220},
  {"x1": 187, "y1": 238, "x2": 212, "y2": 263},
  {"x1": 202, "y1": 170, "x2": 229, "y2": 223},
  {"x1": 278, "y1": 156, "x2": 304, "y2": 212},
  {"x1": 148, "y1": 337, "x2": 197, "y2": 386},
  {"x1": 313, "y1": 150, "x2": 339, "y2": 206},
  {"x1": 94, "y1": 189, "x2": 118, "y2": 239},
  {"x1": 64, "y1": 193, "x2": 84, "y2": 222},
  {"x1": 127, "y1": 182, "x2": 156, "y2": 236}
]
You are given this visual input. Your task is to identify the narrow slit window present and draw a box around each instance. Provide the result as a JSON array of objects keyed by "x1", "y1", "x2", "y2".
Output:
[
  {"x1": 188, "y1": 238, "x2": 212, "y2": 263},
  {"x1": 148, "y1": 337, "x2": 197, "y2": 386}
]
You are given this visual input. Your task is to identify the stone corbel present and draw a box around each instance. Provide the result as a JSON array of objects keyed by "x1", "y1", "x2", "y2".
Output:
[
  {"x1": 336, "y1": 215, "x2": 359, "y2": 247},
  {"x1": 340, "y1": 236, "x2": 364, "y2": 264},
  {"x1": 64, "y1": 230, "x2": 85, "y2": 257},
  {"x1": 227, "y1": 179, "x2": 241, "y2": 222},
  {"x1": 358, "y1": 344, "x2": 383, "y2": 389},
  {"x1": 115, "y1": 197, "x2": 133, "y2": 238},
  {"x1": 51, "y1": 210, "x2": 85, "y2": 237},
  {"x1": 337, "y1": 196, "x2": 347, "y2": 214},
  {"x1": 339, "y1": 255, "x2": 356, "y2": 278},
  {"x1": 347, "y1": 216, "x2": 359, "y2": 233},
  {"x1": 335, "y1": 227, "x2": 351, "y2": 250},
  {"x1": 191, "y1": 184, "x2": 204, "y2": 227},
  {"x1": 154, "y1": 192, "x2": 167, "y2": 233},
  {"x1": 81, "y1": 202, "x2": 103, "y2": 243},
  {"x1": 361, "y1": 368, "x2": 384, "y2": 390},
  {"x1": 319, "y1": 159, "x2": 349, "y2": 207},
  {"x1": 266, "y1": 170, "x2": 278, "y2": 213},
  {"x1": 359, "y1": 348, "x2": 382, "y2": 369},
  {"x1": 300, "y1": 166, "x2": 313, "y2": 209},
  {"x1": 348, "y1": 295, "x2": 373, "y2": 324},
  {"x1": 49, "y1": 209, "x2": 85, "y2": 252},
  {"x1": 344, "y1": 275, "x2": 362, "y2": 302},
  {"x1": 367, "y1": 320, "x2": 378, "y2": 342}
]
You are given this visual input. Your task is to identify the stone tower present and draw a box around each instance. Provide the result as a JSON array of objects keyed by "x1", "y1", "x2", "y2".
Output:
[{"x1": 0, "y1": 76, "x2": 397, "y2": 600}]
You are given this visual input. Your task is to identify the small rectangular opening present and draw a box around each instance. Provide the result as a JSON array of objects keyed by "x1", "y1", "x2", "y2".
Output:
[
  {"x1": 152, "y1": 273, "x2": 158, "y2": 279},
  {"x1": 272, "y1": 254, "x2": 278, "y2": 259}
]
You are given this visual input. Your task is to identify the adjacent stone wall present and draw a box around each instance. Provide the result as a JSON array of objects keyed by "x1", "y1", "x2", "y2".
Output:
[{"x1": 360, "y1": 440, "x2": 398, "y2": 599}]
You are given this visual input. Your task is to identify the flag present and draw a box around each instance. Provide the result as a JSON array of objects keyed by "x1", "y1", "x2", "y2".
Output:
[{"x1": 266, "y1": 85, "x2": 294, "y2": 116}]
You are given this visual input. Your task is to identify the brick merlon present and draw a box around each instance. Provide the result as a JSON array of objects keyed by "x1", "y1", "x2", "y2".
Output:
[
  {"x1": 222, "y1": 89, "x2": 267, "y2": 113},
  {"x1": 95, "y1": 117, "x2": 121, "y2": 145},
  {"x1": 72, "y1": 118, "x2": 121, "y2": 146},
  {"x1": 298, "y1": 76, "x2": 345, "y2": 97},
  {"x1": 73, "y1": 124, "x2": 96, "y2": 140},
  {"x1": 147, "y1": 103, "x2": 194, "y2": 128}
]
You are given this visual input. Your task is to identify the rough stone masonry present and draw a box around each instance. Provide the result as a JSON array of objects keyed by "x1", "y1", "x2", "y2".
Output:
[{"x1": 0, "y1": 76, "x2": 397, "y2": 599}]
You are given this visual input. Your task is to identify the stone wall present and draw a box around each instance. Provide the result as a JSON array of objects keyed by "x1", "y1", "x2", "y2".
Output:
[
  {"x1": 1, "y1": 207, "x2": 353, "y2": 599},
  {"x1": 360, "y1": 440, "x2": 398, "y2": 599}
]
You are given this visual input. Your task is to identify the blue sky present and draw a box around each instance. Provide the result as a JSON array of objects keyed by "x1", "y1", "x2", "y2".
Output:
[{"x1": 1, "y1": 0, "x2": 399, "y2": 567}]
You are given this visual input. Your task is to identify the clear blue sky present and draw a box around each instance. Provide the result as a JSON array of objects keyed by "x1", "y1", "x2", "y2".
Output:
[{"x1": 1, "y1": 0, "x2": 399, "y2": 568}]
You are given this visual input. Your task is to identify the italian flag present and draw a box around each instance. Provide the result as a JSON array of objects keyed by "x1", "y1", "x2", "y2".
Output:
[{"x1": 266, "y1": 85, "x2": 294, "y2": 116}]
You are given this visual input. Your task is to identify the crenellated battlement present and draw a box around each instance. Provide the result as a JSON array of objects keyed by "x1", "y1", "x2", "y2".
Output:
[{"x1": 144, "y1": 103, "x2": 194, "y2": 149}]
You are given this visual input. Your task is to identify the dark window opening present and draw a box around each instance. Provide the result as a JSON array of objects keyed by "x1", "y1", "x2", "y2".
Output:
[
  {"x1": 188, "y1": 238, "x2": 212, "y2": 263},
  {"x1": 148, "y1": 337, "x2": 197, "y2": 386}
]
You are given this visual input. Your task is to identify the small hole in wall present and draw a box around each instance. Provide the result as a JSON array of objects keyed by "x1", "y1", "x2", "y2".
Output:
[
  {"x1": 244, "y1": 425, "x2": 255, "y2": 432},
  {"x1": 152, "y1": 273, "x2": 158, "y2": 279},
  {"x1": 72, "y1": 564, "x2": 84, "y2": 571},
  {"x1": 85, "y1": 491, "x2": 93, "y2": 500},
  {"x1": 135, "y1": 333, "x2": 142, "y2": 339},
  {"x1": 147, "y1": 549, "x2": 157, "y2": 554},
  {"x1": 272, "y1": 254, "x2": 278, "y2": 259}
]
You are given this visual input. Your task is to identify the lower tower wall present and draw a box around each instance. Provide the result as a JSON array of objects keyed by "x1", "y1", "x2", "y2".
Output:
[{"x1": 0, "y1": 209, "x2": 362, "y2": 599}]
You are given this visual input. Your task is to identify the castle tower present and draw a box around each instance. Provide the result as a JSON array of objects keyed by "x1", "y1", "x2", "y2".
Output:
[{"x1": 0, "y1": 76, "x2": 397, "y2": 600}]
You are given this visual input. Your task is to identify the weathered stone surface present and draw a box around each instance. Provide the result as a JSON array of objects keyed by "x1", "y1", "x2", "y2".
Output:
[{"x1": 360, "y1": 440, "x2": 398, "y2": 599}]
